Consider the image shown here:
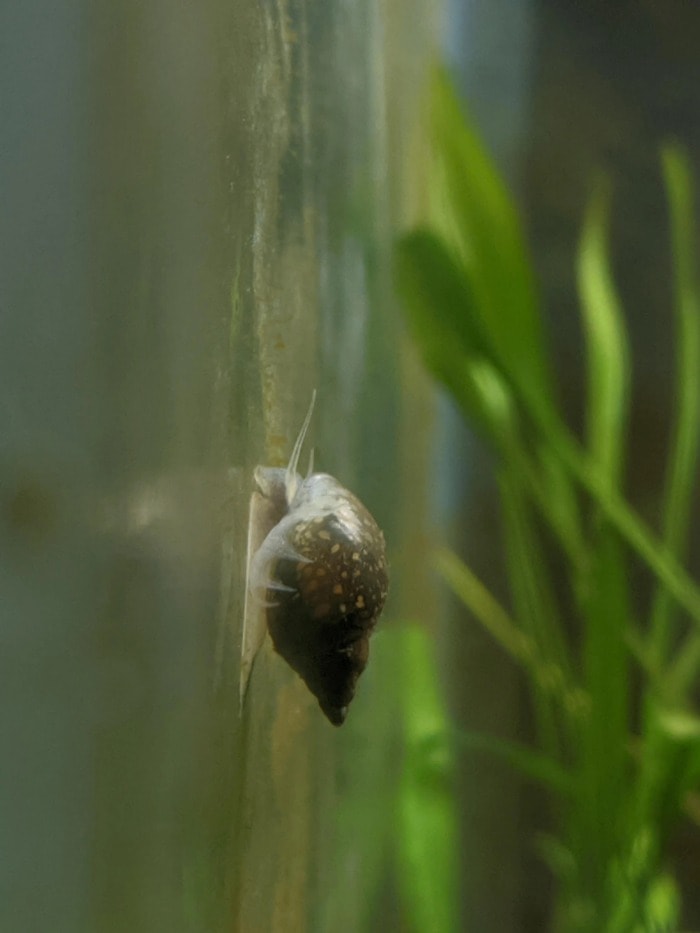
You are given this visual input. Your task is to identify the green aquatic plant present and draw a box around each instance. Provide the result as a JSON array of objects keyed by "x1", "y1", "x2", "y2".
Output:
[{"x1": 394, "y1": 70, "x2": 700, "y2": 932}]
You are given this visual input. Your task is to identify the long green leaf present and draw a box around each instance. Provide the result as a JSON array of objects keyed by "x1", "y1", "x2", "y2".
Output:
[
  {"x1": 396, "y1": 70, "x2": 700, "y2": 927},
  {"x1": 397, "y1": 625, "x2": 459, "y2": 933},
  {"x1": 650, "y1": 146, "x2": 700, "y2": 677},
  {"x1": 400, "y1": 232, "x2": 700, "y2": 630},
  {"x1": 453, "y1": 729, "x2": 575, "y2": 797},
  {"x1": 429, "y1": 69, "x2": 552, "y2": 409},
  {"x1": 395, "y1": 229, "x2": 511, "y2": 444},
  {"x1": 575, "y1": 181, "x2": 633, "y2": 900},
  {"x1": 429, "y1": 71, "x2": 584, "y2": 558},
  {"x1": 577, "y1": 179, "x2": 630, "y2": 484},
  {"x1": 436, "y1": 547, "x2": 588, "y2": 721},
  {"x1": 576, "y1": 527, "x2": 632, "y2": 899},
  {"x1": 499, "y1": 471, "x2": 577, "y2": 758},
  {"x1": 397, "y1": 226, "x2": 700, "y2": 632},
  {"x1": 396, "y1": 233, "x2": 587, "y2": 568},
  {"x1": 553, "y1": 433, "x2": 700, "y2": 628}
]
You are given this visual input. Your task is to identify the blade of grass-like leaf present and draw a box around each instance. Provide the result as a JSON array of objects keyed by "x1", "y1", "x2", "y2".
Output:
[
  {"x1": 576, "y1": 526, "x2": 632, "y2": 899},
  {"x1": 669, "y1": 635, "x2": 700, "y2": 697},
  {"x1": 488, "y1": 371, "x2": 700, "y2": 635},
  {"x1": 635, "y1": 705, "x2": 700, "y2": 846},
  {"x1": 632, "y1": 147, "x2": 700, "y2": 891},
  {"x1": 576, "y1": 183, "x2": 633, "y2": 900},
  {"x1": 429, "y1": 68, "x2": 552, "y2": 409},
  {"x1": 500, "y1": 472, "x2": 576, "y2": 682},
  {"x1": 397, "y1": 625, "x2": 459, "y2": 933},
  {"x1": 436, "y1": 546, "x2": 536, "y2": 662},
  {"x1": 453, "y1": 729, "x2": 575, "y2": 797},
  {"x1": 649, "y1": 146, "x2": 700, "y2": 676},
  {"x1": 499, "y1": 471, "x2": 577, "y2": 757},
  {"x1": 397, "y1": 230, "x2": 700, "y2": 627},
  {"x1": 577, "y1": 179, "x2": 630, "y2": 484},
  {"x1": 396, "y1": 230, "x2": 487, "y2": 356},
  {"x1": 429, "y1": 71, "x2": 585, "y2": 564},
  {"x1": 395, "y1": 229, "x2": 510, "y2": 444},
  {"x1": 396, "y1": 231, "x2": 579, "y2": 567},
  {"x1": 546, "y1": 431, "x2": 700, "y2": 629},
  {"x1": 641, "y1": 875, "x2": 681, "y2": 932},
  {"x1": 396, "y1": 232, "x2": 587, "y2": 567},
  {"x1": 436, "y1": 547, "x2": 588, "y2": 722},
  {"x1": 504, "y1": 445, "x2": 588, "y2": 570},
  {"x1": 398, "y1": 149, "x2": 700, "y2": 631},
  {"x1": 606, "y1": 867, "x2": 680, "y2": 933},
  {"x1": 469, "y1": 328, "x2": 700, "y2": 629}
]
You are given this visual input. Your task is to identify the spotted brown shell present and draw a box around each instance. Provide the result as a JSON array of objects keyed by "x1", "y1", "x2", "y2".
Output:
[
  {"x1": 263, "y1": 477, "x2": 388, "y2": 725},
  {"x1": 244, "y1": 394, "x2": 389, "y2": 725}
]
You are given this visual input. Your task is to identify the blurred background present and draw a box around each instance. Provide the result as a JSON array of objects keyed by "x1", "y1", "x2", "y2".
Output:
[
  {"x1": 2, "y1": 1, "x2": 700, "y2": 931},
  {"x1": 438, "y1": 3, "x2": 700, "y2": 929}
]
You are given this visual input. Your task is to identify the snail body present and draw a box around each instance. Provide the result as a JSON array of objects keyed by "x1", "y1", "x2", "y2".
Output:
[{"x1": 243, "y1": 395, "x2": 388, "y2": 726}]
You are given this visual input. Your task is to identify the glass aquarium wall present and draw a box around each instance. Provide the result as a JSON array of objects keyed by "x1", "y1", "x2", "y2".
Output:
[{"x1": 0, "y1": 1, "x2": 438, "y2": 931}]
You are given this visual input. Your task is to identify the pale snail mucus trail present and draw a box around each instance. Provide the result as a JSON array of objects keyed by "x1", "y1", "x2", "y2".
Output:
[{"x1": 241, "y1": 391, "x2": 389, "y2": 725}]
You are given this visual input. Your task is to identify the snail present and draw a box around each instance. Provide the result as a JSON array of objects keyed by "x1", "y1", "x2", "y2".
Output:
[{"x1": 241, "y1": 392, "x2": 389, "y2": 725}]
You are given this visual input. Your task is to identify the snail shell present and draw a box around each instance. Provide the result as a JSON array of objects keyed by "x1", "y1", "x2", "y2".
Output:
[{"x1": 244, "y1": 394, "x2": 389, "y2": 726}]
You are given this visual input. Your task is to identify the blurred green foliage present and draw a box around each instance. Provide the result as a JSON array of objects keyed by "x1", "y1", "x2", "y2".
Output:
[
  {"x1": 394, "y1": 70, "x2": 700, "y2": 932},
  {"x1": 396, "y1": 625, "x2": 459, "y2": 933}
]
